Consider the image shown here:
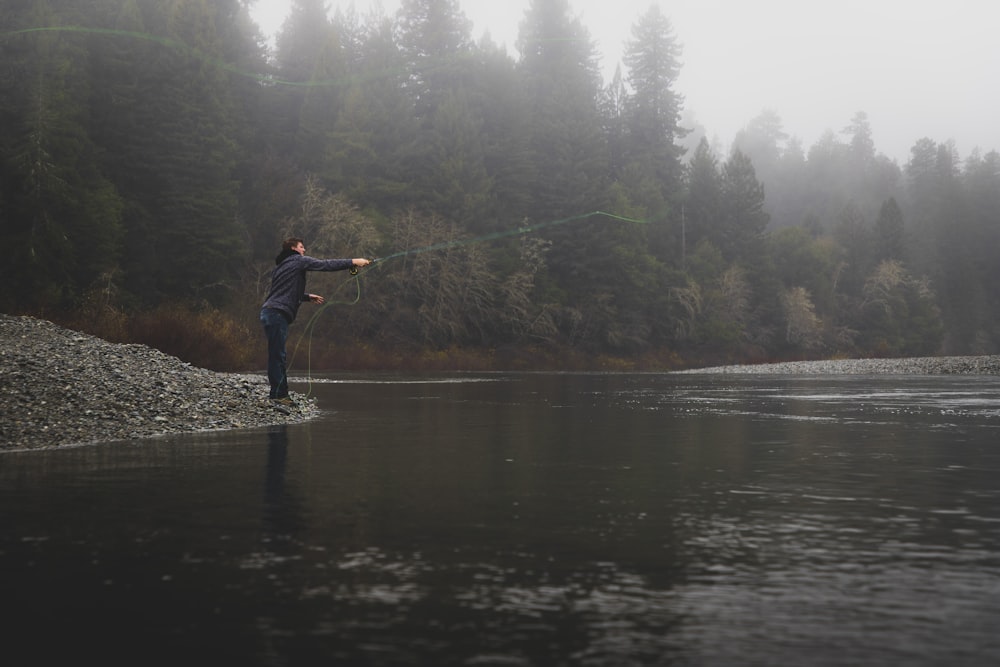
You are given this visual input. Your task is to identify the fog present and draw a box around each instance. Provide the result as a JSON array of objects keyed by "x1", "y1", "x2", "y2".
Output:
[{"x1": 251, "y1": 0, "x2": 999, "y2": 163}]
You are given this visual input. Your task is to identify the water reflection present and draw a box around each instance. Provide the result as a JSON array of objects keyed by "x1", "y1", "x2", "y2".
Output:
[
  {"x1": 262, "y1": 425, "x2": 304, "y2": 540},
  {"x1": 2, "y1": 373, "x2": 1000, "y2": 665}
]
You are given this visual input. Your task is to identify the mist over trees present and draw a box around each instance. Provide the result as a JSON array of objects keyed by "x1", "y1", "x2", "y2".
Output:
[{"x1": 2, "y1": 0, "x2": 998, "y2": 367}]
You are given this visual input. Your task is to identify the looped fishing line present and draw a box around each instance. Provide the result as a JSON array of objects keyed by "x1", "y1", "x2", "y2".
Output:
[
  {"x1": 3, "y1": 25, "x2": 498, "y2": 90},
  {"x1": 286, "y1": 268, "x2": 367, "y2": 397}
]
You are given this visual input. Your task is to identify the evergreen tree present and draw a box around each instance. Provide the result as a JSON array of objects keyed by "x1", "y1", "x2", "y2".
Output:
[
  {"x1": 97, "y1": 0, "x2": 248, "y2": 302},
  {"x1": 733, "y1": 109, "x2": 814, "y2": 232},
  {"x1": 269, "y1": 0, "x2": 350, "y2": 176},
  {"x1": 733, "y1": 109, "x2": 787, "y2": 191},
  {"x1": 394, "y1": 0, "x2": 491, "y2": 225},
  {"x1": 271, "y1": 0, "x2": 336, "y2": 153},
  {"x1": 683, "y1": 137, "x2": 722, "y2": 263},
  {"x1": 0, "y1": 0, "x2": 124, "y2": 309},
  {"x1": 411, "y1": 89, "x2": 492, "y2": 224},
  {"x1": 517, "y1": 0, "x2": 607, "y2": 220},
  {"x1": 873, "y1": 197, "x2": 905, "y2": 262},
  {"x1": 905, "y1": 138, "x2": 978, "y2": 352},
  {"x1": 470, "y1": 38, "x2": 535, "y2": 230},
  {"x1": 620, "y1": 5, "x2": 685, "y2": 210},
  {"x1": 516, "y1": 0, "x2": 612, "y2": 349},
  {"x1": 961, "y1": 150, "x2": 1000, "y2": 350},
  {"x1": 397, "y1": 0, "x2": 473, "y2": 119},
  {"x1": 843, "y1": 111, "x2": 875, "y2": 169},
  {"x1": 840, "y1": 111, "x2": 902, "y2": 217},
  {"x1": 327, "y1": 9, "x2": 416, "y2": 210},
  {"x1": 601, "y1": 64, "x2": 628, "y2": 181},
  {"x1": 719, "y1": 150, "x2": 769, "y2": 264},
  {"x1": 833, "y1": 202, "x2": 873, "y2": 297},
  {"x1": 720, "y1": 149, "x2": 778, "y2": 348}
]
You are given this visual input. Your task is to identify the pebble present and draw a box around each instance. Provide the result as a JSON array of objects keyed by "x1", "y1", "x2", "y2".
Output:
[{"x1": 1, "y1": 314, "x2": 318, "y2": 451}]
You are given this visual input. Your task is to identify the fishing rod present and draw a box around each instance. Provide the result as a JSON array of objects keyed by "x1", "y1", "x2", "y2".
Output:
[{"x1": 287, "y1": 210, "x2": 650, "y2": 393}]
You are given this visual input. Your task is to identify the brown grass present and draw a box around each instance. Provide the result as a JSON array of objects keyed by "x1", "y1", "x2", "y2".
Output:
[
  {"x1": 54, "y1": 300, "x2": 688, "y2": 373},
  {"x1": 60, "y1": 302, "x2": 258, "y2": 372},
  {"x1": 127, "y1": 303, "x2": 258, "y2": 372}
]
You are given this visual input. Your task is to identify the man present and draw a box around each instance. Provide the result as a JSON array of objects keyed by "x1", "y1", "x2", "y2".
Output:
[{"x1": 260, "y1": 237, "x2": 370, "y2": 404}]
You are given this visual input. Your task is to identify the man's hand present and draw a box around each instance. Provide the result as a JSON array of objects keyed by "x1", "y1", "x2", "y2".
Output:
[
  {"x1": 308, "y1": 294, "x2": 325, "y2": 304},
  {"x1": 352, "y1": 258, "x2": 371, "y2": 267}
]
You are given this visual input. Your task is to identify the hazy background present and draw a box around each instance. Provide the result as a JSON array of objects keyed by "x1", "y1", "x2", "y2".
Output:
[
  {"x1": 5, "y1": 0, "x2": 998, "y2": 365},
  {"x1": 250, "y1": 0, "x2": 999, "y2": 164}
]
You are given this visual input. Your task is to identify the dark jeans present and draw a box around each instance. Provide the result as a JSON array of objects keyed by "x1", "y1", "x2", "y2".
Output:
[{"x1": 260, "y1": 308, "x2": 290, "y2": 398}]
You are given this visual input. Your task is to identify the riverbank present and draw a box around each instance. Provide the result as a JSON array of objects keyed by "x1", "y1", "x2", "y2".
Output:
[
  {"x1": 676, "y1": 355, "x2": 1000, "y2": 375},
  {"x1": 1, "y1": 314, "x2": 317, "y2": 451},
  {"x1": 4, "y1": 314, "x2": 999, "y2": 451}
]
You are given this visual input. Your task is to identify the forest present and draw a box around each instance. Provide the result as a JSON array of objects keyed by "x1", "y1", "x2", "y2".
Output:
[{"x1": 2, "y1": 0, "x2": 999, "y2": 371}]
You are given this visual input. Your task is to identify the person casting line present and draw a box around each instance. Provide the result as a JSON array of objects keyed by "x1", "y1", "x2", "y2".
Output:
[{"x1": 260, "y1": 237, "x2": 370, "y2": 404}]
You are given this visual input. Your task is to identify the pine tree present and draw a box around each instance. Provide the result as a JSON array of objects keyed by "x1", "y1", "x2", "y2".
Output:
[
  {"x1": 470, "y1": 38, "x2": 535, "y2": 230},
  {"x1": 515, "y1": 0, "x2": 616, "y2": 350},
  {"x1": 89, "y1": 0, "x2": 248, "y2": 302},
  {"x1": 833, "y1": 202, "x2": 872, "y2": 297},
  {"x1": 397, "y1": 0, "x2": 473, "y2": 120},
  {"x1": 327, "y1": 9, "x2": 416, "y2": 210},
  {"x1": 720, "y1": 149, "x2": 778, "y2": 347},
  {"x1": 873, "y1": 197, "x2": 905, "y2": 262},
  {"x1": 517, "y1": 0, "x2": 607, "y2": 220},
  {"x1": 394, "y1": 0, "x2": 492, "y2": 225},
  {"x1": 269, "y1": 0, "x2": 350, "y2": 176},
  {"x1": 601, "y1": 64, "x2": 628, "y2": 179},
  {"x1": 621, "y1": 5, "x2": 685, "y2": 205},
  {"x1": 0, "y1": 0, "x2": 124, "y2": 309},
  {"x1": 683, "y1": 137, "x2": 722, "y2": 260},
  {"x1": 961, "y1": 150, "x2": 1000, "y2": 351},
  {"x1": 733, "y1": 110, "x2": 789, "y2": 227},
  {"x1": 720, "y1": 150, "x2": 769, "y2": 264},
  {"x1": 270, "y1": 0, "x2": 336, "y2": 153}
]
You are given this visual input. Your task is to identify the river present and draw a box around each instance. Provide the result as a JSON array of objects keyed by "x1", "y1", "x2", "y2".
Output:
[{"x1": 3, "y1": 372, "x2": 1000, "y2": 665}]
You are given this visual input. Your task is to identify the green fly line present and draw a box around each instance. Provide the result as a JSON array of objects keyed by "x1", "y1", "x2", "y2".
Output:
[
  {"x1": 5, "y1": 25, "x2": 482, "y2": 89},
  {"x1": 286, "y1": 210, "x2": 649, "y2": 394},
  {"x1": 376, "y1": 210, "x2": 646, "y2": 262}
]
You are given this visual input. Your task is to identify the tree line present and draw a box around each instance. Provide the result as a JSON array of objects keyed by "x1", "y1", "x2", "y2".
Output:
[{"x1": 2, "y1": 0, "x2": 998, "y2": 368}]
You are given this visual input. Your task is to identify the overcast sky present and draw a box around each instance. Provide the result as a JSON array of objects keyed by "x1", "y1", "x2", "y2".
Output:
[{"x1": 250, "y1": 0, "x2": 999, "y2": 164}]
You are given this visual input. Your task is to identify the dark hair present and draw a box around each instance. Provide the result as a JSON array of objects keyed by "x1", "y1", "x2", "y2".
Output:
[{"x1": 282, "y1": 237, "x2": 304, "y2": 252}]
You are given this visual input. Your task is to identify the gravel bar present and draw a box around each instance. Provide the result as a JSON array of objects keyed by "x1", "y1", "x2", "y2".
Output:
[
  {"x1": 678, "y1": 355, "x2": 1000, "y2": 375},
  {"x1": 1, "y1": 314, "x2": 319, "y2": 451}
]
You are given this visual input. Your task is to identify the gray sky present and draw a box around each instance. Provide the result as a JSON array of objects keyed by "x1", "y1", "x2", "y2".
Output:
[{"x1": 250, "y1": 0, "x2": 999, "y2": 164}]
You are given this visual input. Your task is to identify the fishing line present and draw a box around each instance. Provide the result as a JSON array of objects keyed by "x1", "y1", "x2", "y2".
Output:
[
  {"x1": 4, "y1": 25, "x2": 365, "y2": 87},
  {"x1": 377, "y1": 210, "x2": 648, "y2": 262},
  {"x1": 4, "y1": 25, "x2": 479, "y2": 89},
  {"x1": 285, "y1": 210, "x2": 648, "y2": 395},
  {"x1": 285, "y1": 267, "x2": 364, "y2": 397}
]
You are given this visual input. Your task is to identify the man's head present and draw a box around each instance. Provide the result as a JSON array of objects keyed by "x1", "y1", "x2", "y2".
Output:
[{"x1": 282, "y1": 237, "x2": 305, "y2": 255}]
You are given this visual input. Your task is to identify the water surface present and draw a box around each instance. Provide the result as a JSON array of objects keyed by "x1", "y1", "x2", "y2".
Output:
[{"x1": 3, "y1": 373, "x2": 1000, "y2": 665}]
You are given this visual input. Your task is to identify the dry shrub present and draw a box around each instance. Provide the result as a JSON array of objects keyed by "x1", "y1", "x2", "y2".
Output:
[
  {"x1": 128, "y1": 303, "x2": 257, "y2": 372},
  {"x1": 67, "y1": 272, "x2": 130, "y2": 343}
]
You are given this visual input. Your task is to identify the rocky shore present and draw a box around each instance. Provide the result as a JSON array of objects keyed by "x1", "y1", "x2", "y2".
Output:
[
  {"x1": 676, "y1": 355, "x2": 1000, "y2": 375},
  {"x1": 1, "y1": 314, "x2": 318, "y2": 451}
]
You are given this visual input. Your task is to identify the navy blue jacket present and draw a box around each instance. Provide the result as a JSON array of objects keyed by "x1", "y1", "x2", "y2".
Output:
[{"x1": 262, "y1": 250, "x2": 354, "y2": 323}]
